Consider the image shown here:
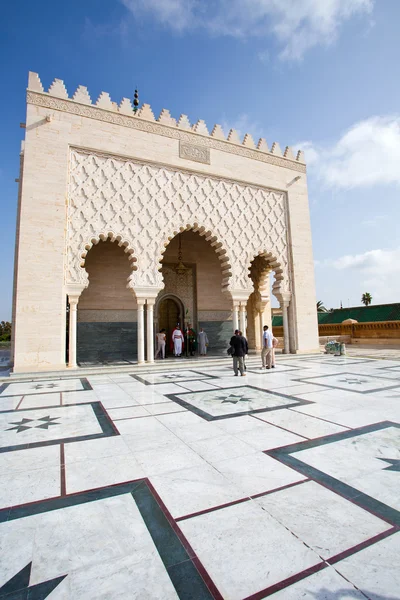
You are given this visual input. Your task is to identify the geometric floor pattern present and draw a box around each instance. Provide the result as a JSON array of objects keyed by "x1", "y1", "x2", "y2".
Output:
[{"x1": 1, "y1": 354, "x2": 400, "y2": 599}]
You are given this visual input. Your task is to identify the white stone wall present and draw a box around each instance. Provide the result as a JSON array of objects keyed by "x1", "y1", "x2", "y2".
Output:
[{"x1": 12, "y1": 73, "x2": 319, "y2": 371}]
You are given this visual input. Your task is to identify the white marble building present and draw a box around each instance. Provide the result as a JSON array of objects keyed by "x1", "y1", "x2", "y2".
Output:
[{"x1": 11, "y1": 72, "x2": 318, "y2": 373}]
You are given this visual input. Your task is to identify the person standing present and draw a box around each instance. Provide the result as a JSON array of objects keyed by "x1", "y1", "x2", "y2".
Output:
[
  {"x1": 229, "y1": 330, "x2": 247, "y2": 377},
  {"x1": 261, "y1": 325, "x2": 273, "y2": 369},
  {"x1": 185, "y1": 323, "x2": 197, "y2": 356},
  {"x1": 238, "y1": 330, "x2": 248, "y2": 370},
  {"x1": 155, "y1": 329, "x2": 166, "y2": 359},
  {"x1": 171, "y1": 326, "x2": 184, "y2": 357},
  {"x1": 198, "y1": 328, "x2": 209, "y2": 355},
  {"x1": 271, "y1": 335, "x2": 278, "y2": 368}
]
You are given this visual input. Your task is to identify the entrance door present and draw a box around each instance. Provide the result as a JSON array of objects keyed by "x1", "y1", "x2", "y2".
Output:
[{"x1": 158, "y1": 298, "x2": 181, "y2": 356}]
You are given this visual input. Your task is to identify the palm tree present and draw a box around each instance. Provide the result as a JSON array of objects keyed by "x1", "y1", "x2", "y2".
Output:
[
  {"x1": 316, "y1": 301, "x2": 327, "y2": 312},
  {"x1": 361, "y1": 293, "x2": 372, "y2": 306}
]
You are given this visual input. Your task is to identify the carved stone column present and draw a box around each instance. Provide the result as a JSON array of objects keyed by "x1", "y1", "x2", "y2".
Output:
[
  {"x1": 239, "y1": 304, "x2": 247, "y2": 338},
  {"x1": 137, "y1": 299, "x2": 145, "y2": 365},
  {"x1": 146, "y1": 300, "x2": 155, "y2": 363},
  {"x1": 66, "y1": 284, "x2": 85, "y2": 369},
  {"x1": 232, "y1": 302, "x2": 240, "y2": 332},
  {"x1": 281, "y1": 303, "x2": 290, "y2": 354}
]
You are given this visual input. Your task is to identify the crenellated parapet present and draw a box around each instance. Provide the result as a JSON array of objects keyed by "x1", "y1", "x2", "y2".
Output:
[{"x1": 26, "y1": 72, "x2": 306, "y2": 171}]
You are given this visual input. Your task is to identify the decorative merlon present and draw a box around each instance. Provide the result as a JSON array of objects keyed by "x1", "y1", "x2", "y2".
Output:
[{"x1": 26, "y1": 72, "x2": 307, "y2": 168}]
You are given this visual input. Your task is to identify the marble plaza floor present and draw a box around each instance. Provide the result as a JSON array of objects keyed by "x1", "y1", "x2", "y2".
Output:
[{"x1": 1, "y1": 355, "x2": 400, "y2": 599}]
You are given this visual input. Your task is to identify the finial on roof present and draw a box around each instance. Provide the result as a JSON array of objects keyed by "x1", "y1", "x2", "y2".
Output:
[{"x1": 133, "y1": 88, "x2": 139, "y2": 113}]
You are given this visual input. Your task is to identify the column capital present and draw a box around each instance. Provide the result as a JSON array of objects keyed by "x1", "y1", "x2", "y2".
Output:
[
  {"x1": 137, "y1": 298, "x2": 146, "y2": 307},
  {"x1": 275, "y1": 292, "x2": 292, "y2": 308},
  {"x1": 231, "y1": 289, "x2": 252, "y2": 305},
  {"x1": 66, "y1": 283, "x2": 85, "y2": 305},
  {"x1": 131, "y1": 286, "x2": 163, "y2": 301}
]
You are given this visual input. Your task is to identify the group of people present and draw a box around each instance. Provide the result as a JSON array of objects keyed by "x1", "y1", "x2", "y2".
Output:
[
  {"x1": 229, "y1": 325, "x2": 278, "y2": 376},
  {"x1": 155, "y1": 325, "x2": 209, "y2": 359}
]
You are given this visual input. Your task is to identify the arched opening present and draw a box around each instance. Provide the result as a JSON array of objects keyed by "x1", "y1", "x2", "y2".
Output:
[
  {"x1": 157, "y1": 229, "x2": 232, "y2": 355},
  {"x1": 76, "y1": 239, "x2": 137, "y2": 364},
  {"x1": 247, "y1": 253, "x2": 284, "y2": 351},
  {"x1": 155, "y1": 294, "x2": 184, "y2": 357}
]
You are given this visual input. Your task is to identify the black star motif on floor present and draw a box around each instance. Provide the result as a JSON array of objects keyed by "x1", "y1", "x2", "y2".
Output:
[
  {"x1": 0, "y1": 561, "x2": 66, "y2": 598},
  {"x1": 377, "y1": 457, "x2": 400, "y2": 472},
  {"x1": 35, "y1": 416, "x2": 61, "y2": 430},
  {"x1": 338, "y1": 378, "x2": 368, "y2": 385},
  {"x1": 5, "y1": 416, "x2": 61, "y2": 433},
  {"x1": 6, "y1": 417, "x2": 34, "y2": 433},
  {"x1": 160, "y1": 374, "x2": 186, "y2": 380},
  {"x1": 32, "y1": 383, "x2": 59, "y2": 390},
  {"x1": 215, "y1": 394, "x2": 252, "y2": 404}
]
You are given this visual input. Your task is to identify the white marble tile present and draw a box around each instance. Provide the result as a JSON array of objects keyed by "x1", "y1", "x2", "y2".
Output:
[
  {"x1": 64, "y1": 435, "x2": 133, "y2": 464},
  {"x1": 119, "y1": 421, "x2": 179, "y2": 451},
  {"x1": 168, "y1": 421, "x2": 227, "y2": 444},
  {"x1": 19, "y1": 392, "x2": 61, "y2": 409},
  {"x1": 257, "y1": 408, "x2": 347, "y2": 438},
  {"x1": 134, "y1": 370, "x2": 212, "y2": 385},
  {"x1": 298, "y1": 372, "x2": 400, "y2": 393},
  {"x1": 0, "y1": 404, "x2": 103, "y2": 448},
  {"x1": 25, "y1": 494, "x2": 177, "y2": 594},
  {"x1": 150, "y1": 382, "x2": 190, "y2": 395},
  {"x1": 268, "y1": 565, "x2": 366, "y2": 599},
  {"x1": 294, "y1": 425, "x2": 400, "y2": 485},
  {"x1": 106, "y1": 405, "x2": 150, "y2": 420},
  {"x1": 217, "y1": 414, "x2": 274, "y2": 434},
  {"x1": 0, "y1": 465, "x2": 60, "y2": 509},
  {"x1": 179, "y1": 501, "x2": 320, "y2": 600},
  {"x1": 1, "y1": 379, "x2": 84, "y2": 396},
  {"x1": 0, "y1": 396, "x2": 24, "y2": 411},
  {"x1": 0, "y1": 444, "x2": 60, "y2": 475},
  {"x1": 98, "y1": 394, "x2": 141, "y2": 409},
  {"x1": 234, "y1": 421, "x2": 303, "y2": 450},
  {"x1": 150, "y1": 462, "x2": 246, "y2": 518},
  {"x1": 62, "y1": 390, "x2": 98, "y2": 404},
  {"x1": 155, "y1": 410, "x2": 205, "y2": 428},
  {"x1": 0, "y1": 517, "x2": 37, "y2": 588},
  {"x1": 65, "y1": 454, "x2": 144, "y2": 493},
  {"x1": 335, "y1": 532, "x2": 400, "y2": 600},
  {"x1": 86, "y1": 375, "x2": 113, "y2": 385},
  {"x1": 133, "y1": 440, "x2": 207, "y2": 476},
  {"x1": 175, "y1": 380, "x2": 220, "y2": 392},
  {"x1": 187, "y1": 433, "x2": 256, "y2": 463},
  {"x1": 143, "y1": 401, "x2": 186, "y2": 416},
  {"x1": 171, "y1": 386, "x2": 301, "y2": 419},
  {"x1": 257, "y1": 480, "x2": 390, "y2": 559},
  {"x1": 213, "y1": 452, "x2": 306, "y2": 496}
]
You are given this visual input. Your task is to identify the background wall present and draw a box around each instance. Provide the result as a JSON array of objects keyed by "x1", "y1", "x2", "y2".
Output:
[{"x1": 77, "y1": 240, "x2": 137, "y2": 362}]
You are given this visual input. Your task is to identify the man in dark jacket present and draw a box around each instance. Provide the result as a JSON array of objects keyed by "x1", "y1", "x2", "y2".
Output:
[{"x1": 229, "y1": 330, "x2": 247, "y2": 376}]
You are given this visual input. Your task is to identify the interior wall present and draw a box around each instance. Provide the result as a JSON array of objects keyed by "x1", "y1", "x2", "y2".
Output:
[
  {"x1": 77, "y1": 240, "x2": 137, "y2": 362},
  {"x1": 160, "y1": 231, "x2": 232, "y2": 353}
]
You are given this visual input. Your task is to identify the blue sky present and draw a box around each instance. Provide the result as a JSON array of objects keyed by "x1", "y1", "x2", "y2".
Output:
[{"x1": 1, "y1": 0, "x2": 399, "y2": 320}]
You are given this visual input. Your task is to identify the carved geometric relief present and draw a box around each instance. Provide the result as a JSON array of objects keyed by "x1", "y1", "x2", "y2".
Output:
[
  {"x1": 67, "y1": 149, "x2": 289, "y2": 293},
  {"x1": 179, "y1": 142, "x2": 210, "y2": 165}
]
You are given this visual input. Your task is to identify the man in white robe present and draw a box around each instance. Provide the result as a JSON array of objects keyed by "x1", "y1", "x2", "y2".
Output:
[
  {"x1": 198, "y1": 328, "x2": 209, "y2": 355},
  {"x1": 171, "y1": 326, "x2": 184, "y2": 357}
]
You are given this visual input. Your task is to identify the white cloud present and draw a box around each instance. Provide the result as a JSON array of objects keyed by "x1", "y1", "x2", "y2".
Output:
[
  {"x1": 299, "y1": 116, "x2": 400, "y2": 188},
  {"x1": 219, "y1": 113, "x2": 266, "y2": 142},
  {"x1": 121, "y1": 0, "x2": 373, "y2": 60},
  {"x1": 121, "y1": 0, "x2": 197, "y2": 31},
  {"x1": 317, "y1": 247, "x2": 400, "y2": 303}
]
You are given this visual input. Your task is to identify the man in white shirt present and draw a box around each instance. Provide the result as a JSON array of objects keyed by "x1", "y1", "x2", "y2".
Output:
[{"x1": 261, "y1": 325, "x2": 273, "y2": 369}]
